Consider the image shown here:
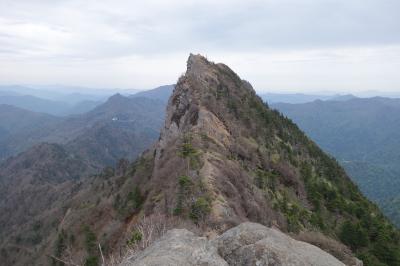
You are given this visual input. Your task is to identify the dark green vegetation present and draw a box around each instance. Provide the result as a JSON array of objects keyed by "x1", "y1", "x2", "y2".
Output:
[
  {"x1": 52, "y1": 230, "x2": 67, "y2": 266},
  {"x1": 114, "y1": 184, "x2": 144, "y2": 218},
  {"x1": 83, "y1": 226, "x2": 99, "y2": 266},
  {"x1": 173, "y1": 136, "x2": 210, "y2": 222},
  {"x1": 274, "y1": 98, "x2": 400, "y2": 228},
  {"x1": 232, "y1": 95, "x2": 400, "y2": 265},
  {"x1": 126, "y1": 229, "x2": 142, "y2": 246}
]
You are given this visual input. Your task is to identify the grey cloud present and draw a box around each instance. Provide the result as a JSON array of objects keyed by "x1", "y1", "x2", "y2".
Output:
[
  {"x1": 0, "y1": 0, "x2": 399, "y2": 91},
  {"x1": 1, "y1": 0, "x2": 400, "y2": 58}
]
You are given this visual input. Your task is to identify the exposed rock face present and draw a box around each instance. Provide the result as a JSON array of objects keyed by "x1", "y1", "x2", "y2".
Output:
[
  {"x1": 121, "y1": 222, "x2": 347, "y2": 266},
  {"x1": 150, "y1": 53, "x2": 282, "y2": 228},
  {"x1": 214, "y1": 223, "x2": 347, "y2": 266}
]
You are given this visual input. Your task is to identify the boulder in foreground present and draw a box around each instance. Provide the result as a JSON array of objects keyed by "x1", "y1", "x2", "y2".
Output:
[{"x1": 121, "y1": 222, "x2": 353, "y2": 266}]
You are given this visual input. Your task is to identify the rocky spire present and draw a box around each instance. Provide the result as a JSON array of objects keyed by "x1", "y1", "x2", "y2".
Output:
[{"x1": 143, "y1": 54, "x2": 398, "y2": 265}]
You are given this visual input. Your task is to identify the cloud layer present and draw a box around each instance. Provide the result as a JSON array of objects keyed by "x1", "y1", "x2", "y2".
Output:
[{"x1": 0, "y1": 0, "x2": 399, "y2": 92}]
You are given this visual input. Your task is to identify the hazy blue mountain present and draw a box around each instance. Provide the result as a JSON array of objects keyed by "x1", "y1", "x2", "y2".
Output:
[
  {"x1": 0, "y1": 84, "x2": 137, "y2": 107},
  {"x1": 131, "y1": 84, "x2": 174, "y2": 103},
  {"x1": 329, "y1": 94, "x2": 357, "y2": 101},
  {"x1": 357, "y1": 90, "x2": 400, "y2": 98},
  {"x1": 0, "y1": 105, "x2": 58, "y2": 159},
  {"x1": 260, "y1": 92, "x2": 356, "y2": 104},
  {"x1": 273, "y1": 97, "x2": 400, "y2": 227},
  {"x1": 131, "y1": 86, "x2": 358, "y2": 105},
  {"x1": 0, "y1": 104, "x2": 57, "y2": 133},
  {"x1": 0, "y1": 95, "x2": 72, "y2": 115},
  {"x1": 0, "y1": 94, "x2": 165, "y2": 166},
  {"x1": 49, "y1": 92, "x2": 106, "y2": 105},
  {"x1": 60, "y1": 94, "x2": 165, "y2": 166},
  {"x1": 0, "y1": 94, "x2": 104, "y2": 116},
  {"x1": 66, "y1": 100, "x2": 103, "y2": 115},
  {"x1": 0, "y1": 90, "x2": 19, "y2": 96},
  {"x1": 0, "y1": 85, "x2": 70, "y2": 101},
  {"x1": 24, "y1": 85, "x2": 140, "y2": 105}
]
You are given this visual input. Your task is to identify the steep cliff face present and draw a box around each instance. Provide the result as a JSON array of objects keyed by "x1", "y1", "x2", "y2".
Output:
[{"x1": 149, "y1": 54, "x2": 283, "y2": 227}]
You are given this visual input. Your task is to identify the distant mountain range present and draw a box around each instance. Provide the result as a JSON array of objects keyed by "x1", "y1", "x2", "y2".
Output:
[
  {"x1": 130, "y1": 84, "x2": 174, "y2": 103},
  {"x1": 0, "y1": 94, "x2": 102, "y2": 116},
  {"x1": 259, "y1": 92, "x2": 357, "y2": 104},
  {"x1": 0, "y1": 85, "x2": 139, "y2": 102},
  {"x1": 0, "y1": 85, "x2": 144, "y2": 116},
  {"x1": 0, "y1": 84, "x2": 175, "y2": 164},
  {"x1": 0, "y1": 94, "x2": 165, "y2": 164},
  {"x1": 0, "y1": 93, "x2": 167, "y2": 265},
  {"x1": 0, "y1": 85, "x2": 105, "y2": 116},
  {"x1": 0, "y1": 84, "x2": 366, "y2": 117},
  {"x1": 273, "y1": 97, "x2": 400, "y2": 227}
]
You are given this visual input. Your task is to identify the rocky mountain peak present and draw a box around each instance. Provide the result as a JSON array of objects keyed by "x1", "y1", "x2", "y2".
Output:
[
  {"x1": 142, "y1": 54, "x2": 399, "y2": 265},
  {"x1": 156, "y1": 54, "x2": 256, "y2": 161},
  {"x1": 186, "y1": 53, "x2": 213, "y2": 74},
  {"x1": 151, "y1": 53, "x2": 316, "y2": 227}
]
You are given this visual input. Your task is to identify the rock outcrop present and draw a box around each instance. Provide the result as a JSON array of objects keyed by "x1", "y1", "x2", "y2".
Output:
[
  {"x1": 121, "y1": 222, "x2": 347, "y2": 266},
  {"x1": 121, "y1": 229, "x2": 227, "y2": 266}
]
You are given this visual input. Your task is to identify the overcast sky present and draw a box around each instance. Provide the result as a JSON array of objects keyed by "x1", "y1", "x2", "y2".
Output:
[{"x1": 0, "y1": 0, "x2": 399, "y2": 93}]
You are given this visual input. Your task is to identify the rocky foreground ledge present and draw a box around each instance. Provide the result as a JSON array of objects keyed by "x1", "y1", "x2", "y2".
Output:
[{"x1": 120, "y1": 222, "x2": 361, "y2": 266}]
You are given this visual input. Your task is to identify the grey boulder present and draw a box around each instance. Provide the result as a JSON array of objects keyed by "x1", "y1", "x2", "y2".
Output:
[
  {"x1": 122, "y1": 222, "x2": 352, "y2": 266},
  {"x1": 120, "y1": 228, "x2": 227, "y2": 266},
  {"x1": 214, "y1": 222, "x2": 346, "y2": 266}
]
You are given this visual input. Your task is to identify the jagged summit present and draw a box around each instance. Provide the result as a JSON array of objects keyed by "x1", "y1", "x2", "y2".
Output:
[
  {"x1": 187, "y1": 53, "x2": 209, "y2": 71},
  {"x1": 159, "y1": 53, "x2": 255, "y2": 139},
  {"x1": 185, "y1": 53, "x2": 226, "y2": 76},
  {"x1": 154, "y1": 54, "x2": 308, "y2": 227},
  {"x1": 154, "y1": 53, "x2": 258, "y2": 179}
]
